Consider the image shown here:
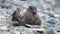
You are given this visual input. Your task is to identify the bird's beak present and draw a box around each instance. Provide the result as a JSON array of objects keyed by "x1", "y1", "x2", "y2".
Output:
[{"x1": 32, "y1": 10, "x2": 37, "y2": 14}]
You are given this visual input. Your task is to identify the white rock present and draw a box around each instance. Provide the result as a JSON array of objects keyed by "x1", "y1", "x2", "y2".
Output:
[
  {"x1": 0, "y1": 15, "x2": 6, "y2": 27},
  {"x1": 14, "y1": 31, "x2": 20, "y2": 34}
]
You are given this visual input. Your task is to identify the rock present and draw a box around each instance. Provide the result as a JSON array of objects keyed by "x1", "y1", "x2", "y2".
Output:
[
  {"x1": 10, "y1": 26, "x2": 34, "y2": 34},
  {"x1": 0, "y1": 15, "x2": 6, "y2": 27},
  {"x1": 20, "y1": 0, "x2": 27, "y2": 1},
  {"x1": 54, "y1": 23, "x2": 60, "y2": 32},
  {"x1": 46, "y1": 17, "x2": 57, "y2": 25},
  {"x1": 23, "y1": 28, "x2": 34, "y2": 34},
  {"x1": 44, "y1": 27, "x2": 58, "y2": 34},
  {"x1": 25, "y1": 24, "x2": 41, "y2": 28}
]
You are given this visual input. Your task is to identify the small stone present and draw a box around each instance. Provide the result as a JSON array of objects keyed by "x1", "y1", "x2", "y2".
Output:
[
  {"x1": 44, "y1": 27, "x2": 58, "y2": 34},
  {"x1": 20, "y1": 0, "x2": 27, "y2": 1}
]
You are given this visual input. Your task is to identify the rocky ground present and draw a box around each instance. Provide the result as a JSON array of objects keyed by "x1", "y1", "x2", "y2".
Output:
[{"x1": 0, "y1": 0, "x2": 60, "y2": 34}]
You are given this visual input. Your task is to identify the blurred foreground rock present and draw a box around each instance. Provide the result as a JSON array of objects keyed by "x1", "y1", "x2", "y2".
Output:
[{"x1": 0, "y1": 26, "x2": 35, "y2": 34}]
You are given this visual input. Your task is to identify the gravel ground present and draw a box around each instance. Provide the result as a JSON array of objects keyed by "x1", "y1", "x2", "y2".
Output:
[{"x1": 0, "y1": 0, "x2": 60, "y2": 34}]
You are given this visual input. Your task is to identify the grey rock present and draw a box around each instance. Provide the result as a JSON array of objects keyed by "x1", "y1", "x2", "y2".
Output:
[{"x1": 44, "y1": 27, "x2": 58, "y2": 34}]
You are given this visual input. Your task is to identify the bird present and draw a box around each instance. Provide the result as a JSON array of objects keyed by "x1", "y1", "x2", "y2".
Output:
[
  {"x1": 12, "y1": 8, "x2": 25, "y2": 26},
  {"x1": 23, "y1": 6, "x2": 41, "y2": 25},
  {"x1": 12, "y1": 6, "x2": 41, "y2": 28}
]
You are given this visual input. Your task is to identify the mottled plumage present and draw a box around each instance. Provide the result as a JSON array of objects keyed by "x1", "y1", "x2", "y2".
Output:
[{"x1": 12, "y1": 6, "x2": 41, "y2": 26}]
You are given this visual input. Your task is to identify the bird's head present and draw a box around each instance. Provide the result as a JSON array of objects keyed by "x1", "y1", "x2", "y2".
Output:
[{"x1": 27, "y1": 6, "x2": 37, "y2": 15}]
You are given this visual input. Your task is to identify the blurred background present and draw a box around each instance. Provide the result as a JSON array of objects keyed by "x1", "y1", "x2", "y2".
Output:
[{"x1": 0, "y1": 0, "x2": 60, "y2": 34}]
